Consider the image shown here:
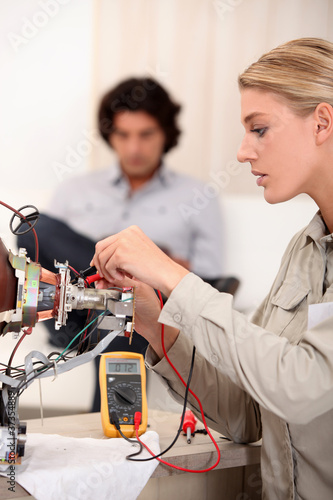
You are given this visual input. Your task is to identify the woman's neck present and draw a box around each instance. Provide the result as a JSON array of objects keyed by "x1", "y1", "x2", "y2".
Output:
[{"x1": 316, "y1": 197, "x2": 333, "y2": 234}]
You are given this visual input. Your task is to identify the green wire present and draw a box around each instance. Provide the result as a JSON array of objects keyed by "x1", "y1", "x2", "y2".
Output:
[
  {"x1": 35, "y1": 294, "x2": 133, "y2": 375},
  {"x1": 18, "y1": 311, "x2": 108, "y2": 390},
  {"x1": 55, "y1": 310, "x2": 107, "y2": 361}
]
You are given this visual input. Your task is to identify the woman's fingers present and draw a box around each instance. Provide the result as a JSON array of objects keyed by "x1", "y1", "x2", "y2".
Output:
[{"x1": 91, "y1": 225, "x2": 189, "y2": 296}]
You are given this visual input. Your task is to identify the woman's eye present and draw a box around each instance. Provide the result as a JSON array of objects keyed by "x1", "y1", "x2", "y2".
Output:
[{"x1": 251, "y1": 127, "x2": 267, "y2": 137}]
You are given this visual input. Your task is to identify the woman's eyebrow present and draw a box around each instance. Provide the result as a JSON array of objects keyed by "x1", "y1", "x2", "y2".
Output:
[{"x1": 243, "y1": 111, "x2": 269, "y2": 124}]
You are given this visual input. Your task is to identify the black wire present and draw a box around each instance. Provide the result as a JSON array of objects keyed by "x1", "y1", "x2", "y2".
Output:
[
  {"x1": 47, "y1": 351, "x2": 68, "y2": 362},
  {"x1": 126, "y1": 346, "x2": 197, "y2": 462},
  {"x1": 0, "y1": 362, "x2": 24, "y2": 374},
  {"x1": 16, "y1": 362, "x2": 60, "y2": 395},
  {"x1": 14, "y1": 324, "x2": 103, "y2": 394},
  {"x1": 57, "y1": 310, "x2": 106, "y2": 358},
  {"x1": 9, "y1": 204, "x2": 39, "y2": 235},
  {"x1": 12, "y1": 316, "x2": 94, "y2": 392},
  {"x1": 15, "y1": 351, "x2": 80, "y2": 395},
  {"x1": 0, "y1": 201, "x2": 40, "y2": 262},
  {"x1": 1, "y1": 359, "x2": 48, "y2": 379},
  {"x1": 79, "y1": 265, "x2": 97, "y2": 276},
  {"x1": 75, "y1": 307, "x2": 110, "y2": 356},
  {"x1": 16, "y1": 360, "x2": 56, "y2": 395},
  {"x1": 110, "y1": 414, "x2": 143, "y2": 457},
  {"x1": 19, "y1": 308, "x2": 111, "y2": 389}
]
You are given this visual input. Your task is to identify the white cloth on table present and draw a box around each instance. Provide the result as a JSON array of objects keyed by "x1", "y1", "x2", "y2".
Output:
[{"x1": 0, "y1": 431, "x2": 160, "y2": 500}]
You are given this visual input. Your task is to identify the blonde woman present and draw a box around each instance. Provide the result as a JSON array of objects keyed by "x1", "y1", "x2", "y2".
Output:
[{"x1": 92, "y1": 38, "x2": 333, "y2": 499}]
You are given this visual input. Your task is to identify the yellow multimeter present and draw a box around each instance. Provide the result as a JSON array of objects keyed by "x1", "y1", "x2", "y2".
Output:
[{"x1": 99, "y1": 352, "x2": 148, "y2": 438}]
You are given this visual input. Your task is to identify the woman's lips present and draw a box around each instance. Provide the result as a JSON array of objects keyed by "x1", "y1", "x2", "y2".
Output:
[
  {"x1": 252, "y1": 170, "x2": 267, "y2": 187},
  {"x1": 256, "y1": 174, "x2": 267, "y2": 186}
]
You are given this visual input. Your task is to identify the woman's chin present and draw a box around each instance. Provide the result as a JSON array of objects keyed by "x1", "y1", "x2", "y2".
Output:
[{"x1": 263, "y1": 189, "x2": 292, "y2": 205}]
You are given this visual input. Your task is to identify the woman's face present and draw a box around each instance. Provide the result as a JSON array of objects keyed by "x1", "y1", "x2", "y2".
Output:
[{"x1": 237, "y1": 89, "x2": 317, "y2": 204}]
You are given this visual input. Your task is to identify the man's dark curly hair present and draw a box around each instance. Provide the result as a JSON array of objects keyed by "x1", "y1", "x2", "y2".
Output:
[{"x1": 98, "y1": 77, "x2": 182, "y2": 154}]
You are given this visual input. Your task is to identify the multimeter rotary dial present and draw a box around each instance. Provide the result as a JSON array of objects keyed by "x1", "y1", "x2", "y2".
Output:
[{"x1": 113, "y1": 385, "x2": 137, "y2": 406}]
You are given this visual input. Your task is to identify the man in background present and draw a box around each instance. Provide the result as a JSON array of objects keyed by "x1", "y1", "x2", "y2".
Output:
[
  {"x1": 46, "y1": 77, "x2": 223, "y2": 277},
  {"x1": 18, "y1": 77, "x2": 224, "y2": 410}
]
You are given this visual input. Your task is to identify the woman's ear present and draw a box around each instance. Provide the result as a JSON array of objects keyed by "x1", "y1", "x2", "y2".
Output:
[{"x1": 314, "y1": 102, "x2": 333, "y2": 145}]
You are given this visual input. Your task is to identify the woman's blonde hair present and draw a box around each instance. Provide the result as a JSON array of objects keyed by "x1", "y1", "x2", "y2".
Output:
[{"x1": 238, "y1": 37, "x2": 333, "y2": 116}]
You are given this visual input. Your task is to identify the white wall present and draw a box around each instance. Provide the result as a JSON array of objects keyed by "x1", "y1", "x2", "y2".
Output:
[
  {"x1": 222, "y1": 194, "x2": 317, "y2": 313},
  {"x1": 0, "y1": 0, "x2": 94, "y2": 250}
]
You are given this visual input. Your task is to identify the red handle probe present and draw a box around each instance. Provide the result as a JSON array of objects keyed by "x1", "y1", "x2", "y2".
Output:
[
  {"x1": 182, "y1": 410, "x2": 197, "y2": 444},
  {"x1": 85, "y1": 273, "x2": 103, "y2": 285}
]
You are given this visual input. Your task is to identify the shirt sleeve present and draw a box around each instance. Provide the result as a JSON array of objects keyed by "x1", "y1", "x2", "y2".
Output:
[
  {"x1": 145, "y1": 333, "x2": 262, "y2": 443},
  {"x1": 157, "y1": 273, "x2": 333, "y2": 425},
  {"x1": 188, "y1": 195, "x2": 224, "y2": 278}
]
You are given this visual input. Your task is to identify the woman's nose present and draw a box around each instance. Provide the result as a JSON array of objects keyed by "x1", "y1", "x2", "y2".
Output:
[{"x1": 237, "y1": 136, "x2": 256, "y2": 163}]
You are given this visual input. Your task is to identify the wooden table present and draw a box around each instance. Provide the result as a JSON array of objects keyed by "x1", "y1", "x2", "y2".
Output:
[{"x1": 0, "y1": 410, "x2": 261, "y2": 500}]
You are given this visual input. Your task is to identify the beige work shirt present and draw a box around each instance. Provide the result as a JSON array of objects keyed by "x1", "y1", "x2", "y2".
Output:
[{"x1": 146, "y1": 212, "x2": 333, "y2": 499}]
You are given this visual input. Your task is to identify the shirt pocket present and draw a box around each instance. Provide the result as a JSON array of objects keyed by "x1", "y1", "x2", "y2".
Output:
[{"x1": 269, "y1": 280, "x2": 310, "y2": 342}]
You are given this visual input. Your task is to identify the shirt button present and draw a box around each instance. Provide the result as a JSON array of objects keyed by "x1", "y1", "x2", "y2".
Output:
[
  {"x1": 211, "y1": 354, "x2": 218, "y2": 365},
  {"x1": 173, "y1": 313, "x2": 182, "y2": 323}
]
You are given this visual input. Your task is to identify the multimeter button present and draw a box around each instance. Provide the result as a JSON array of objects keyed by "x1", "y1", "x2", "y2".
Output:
[{"x1": 114, "y1": 387, "x2": 137, "y2": 406}]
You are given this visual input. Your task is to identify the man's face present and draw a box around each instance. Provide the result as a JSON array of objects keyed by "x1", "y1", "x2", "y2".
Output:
[{"x1": 109, "y1": 111, "x2": 166, "y2": 182}]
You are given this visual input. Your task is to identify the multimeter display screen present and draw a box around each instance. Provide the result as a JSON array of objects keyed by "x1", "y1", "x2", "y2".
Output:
[{"x1": 107, "y1": 360, "x2": 139, "y2": 374}]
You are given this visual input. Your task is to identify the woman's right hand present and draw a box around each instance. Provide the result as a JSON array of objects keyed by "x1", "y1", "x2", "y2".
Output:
[{"x1": 91, "y1": 226, "x2": 189, "y2": 297}]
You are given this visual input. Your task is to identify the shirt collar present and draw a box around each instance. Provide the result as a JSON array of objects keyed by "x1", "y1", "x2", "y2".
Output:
[
  {"x1": 108, "y1": 163, "x2": 124, "y2": 185},
  {"x1": 108, "y1": 161, "x2": 173, "y2": 188},
  {"x1": 304, "y1": 211, "x2": 333, "y2": 243},
  {"x1": 152, "y1": 162, "x2": 174, "y2": 187}
]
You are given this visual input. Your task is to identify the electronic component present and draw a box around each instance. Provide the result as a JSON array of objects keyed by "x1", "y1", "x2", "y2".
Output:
[
  {"x1": 0, "y1": 235, "x2": 135, "y2": 463},
  {"x1": 0, "y1": 238, "x2": 134, "y2": 337},
  {"x1": 99, "y1": 352, "x2": 147, "y2": 438}
]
